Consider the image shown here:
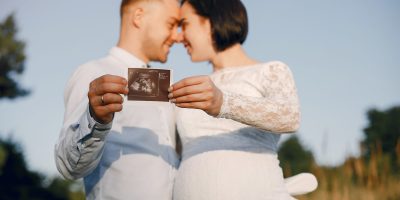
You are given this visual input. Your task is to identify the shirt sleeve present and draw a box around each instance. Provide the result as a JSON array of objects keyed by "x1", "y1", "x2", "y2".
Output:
[
  {"x1": 217, "y1": 62, "x2": 300, "y2": 133},
  {"x1": 54, "y1": 64, "x2": 112, "y2": 180}
]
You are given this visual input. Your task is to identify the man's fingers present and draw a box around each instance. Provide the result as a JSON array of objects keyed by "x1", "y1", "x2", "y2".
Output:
[
  {"x1": 101, "y1": 93, "x2": 124, "y2": 105},
  {"x1": 98, "y1": 75, "x2": 128, "y2": 85},
  {"x1": 87, "y1": 75, "x2": 127, "y2": 124},
  {"x1": 92, "y1": 103, "x2": 124, "y2": 115},
  {"x1": 104, "y1": 103, "x2": 123, "y2": 113},
  {"x1": 94, "y1": 83, "x2": 129, "y2": 95},
  {"x1": 170, "y1": 75, "x2": 208, "y2": 91}
]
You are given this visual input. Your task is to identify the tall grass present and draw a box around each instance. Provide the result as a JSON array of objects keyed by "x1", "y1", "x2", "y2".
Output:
[{"x1": 295, "y1": 140, "x2": 400, "y2": 200}]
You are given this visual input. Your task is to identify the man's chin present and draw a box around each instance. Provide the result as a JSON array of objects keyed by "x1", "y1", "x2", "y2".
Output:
[
  {"x1": 160, "y1": 54, "x2": 168, "y2": 63},
  {"x1": 151, "y1": 54, "x2": 168, "y2": 63},
  {"x1": 158, "y1": 57, "x2": 168, "y2": 63},
  {"x1": 161, "y1": 51, "x2": 170, "y2": 63}
]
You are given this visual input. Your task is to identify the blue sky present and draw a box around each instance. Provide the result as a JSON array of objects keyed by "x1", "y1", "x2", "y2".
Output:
[{"x1": 0, "y1": 0, "x2": 399, "y2": 176}]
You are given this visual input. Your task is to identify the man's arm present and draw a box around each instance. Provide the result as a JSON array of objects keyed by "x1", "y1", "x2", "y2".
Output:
[
  {"x1": 55, "y1": 72, "x2": 128, "y2": 180},
  {"x1": 55, "y1": 105, "x2": 111, "y2": 180}
]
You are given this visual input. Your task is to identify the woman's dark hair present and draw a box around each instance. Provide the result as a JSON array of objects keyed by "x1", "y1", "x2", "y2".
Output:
[{"x1": 182, "y1": 0, "x2": 248, "y2": 52}]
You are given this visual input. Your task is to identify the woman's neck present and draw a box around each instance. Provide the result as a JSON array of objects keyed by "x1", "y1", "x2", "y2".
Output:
[{"x1": 210, "y1": 44, "x2": 259, "y2": 72}]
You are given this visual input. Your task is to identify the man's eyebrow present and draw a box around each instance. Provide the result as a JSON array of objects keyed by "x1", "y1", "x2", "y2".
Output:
[
  {"x1": 168, "y1": 17, "x2": 181, "y2": 24},
  {"x1": 178, "y1": 18, "x2": 186, "y2": 26}
]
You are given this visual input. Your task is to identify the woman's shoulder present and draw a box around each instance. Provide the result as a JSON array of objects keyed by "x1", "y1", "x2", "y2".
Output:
[
  {"x1": 211, "y1": 61, "x2": 291, "y2": 78},
  {"x1": 234, "y1": 60, "x2": 290, "y2": 72},
  {"x1": 258, "y1": 61, "x2": 293, "y2": 77},
  {"x1": 259, "y1": 61, "x2": 290, "y2": 70}
]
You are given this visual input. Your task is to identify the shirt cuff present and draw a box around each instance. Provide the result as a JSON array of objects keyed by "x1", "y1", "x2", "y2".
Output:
[{"x1": 87, "y1": 105, "x2": 112, "y2": 139}]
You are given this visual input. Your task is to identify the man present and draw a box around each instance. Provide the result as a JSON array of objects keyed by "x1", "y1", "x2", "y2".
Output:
[{"x1": 55, "y1": 0, "x2": 180, "y2": 199}]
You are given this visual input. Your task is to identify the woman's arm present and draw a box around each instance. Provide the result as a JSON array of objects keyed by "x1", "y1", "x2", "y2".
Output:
[
  {"x1": 169, "y1": 62, "x2": 300, "y2": 133},
  {"x1": 217, "y1": 62, "x2": 300, "y2": 133}
]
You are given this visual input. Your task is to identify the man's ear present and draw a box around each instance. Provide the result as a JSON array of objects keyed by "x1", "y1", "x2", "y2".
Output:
[{"x1": 132, "y1": 7, "x2": 144, "y2": 28}]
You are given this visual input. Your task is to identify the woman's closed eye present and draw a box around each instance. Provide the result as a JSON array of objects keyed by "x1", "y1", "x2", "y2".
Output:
[{"x1": 181, "y1": 21, "x2": 188, "y2": 31}]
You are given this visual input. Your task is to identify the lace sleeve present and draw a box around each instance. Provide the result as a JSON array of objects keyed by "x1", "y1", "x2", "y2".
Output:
[{"x1": 217, "y1": 62, "x2": 300, "y2": 133}]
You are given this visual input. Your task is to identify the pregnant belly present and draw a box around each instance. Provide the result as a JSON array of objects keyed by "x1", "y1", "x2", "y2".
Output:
[{"x1": 173, "y1": 150, "x2": 289, "y2": 200}]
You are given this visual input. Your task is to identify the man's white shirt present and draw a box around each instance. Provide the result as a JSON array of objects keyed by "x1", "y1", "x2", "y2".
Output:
[{"x1": 55, "y1": 47, "x2": 178, "y2": 200}]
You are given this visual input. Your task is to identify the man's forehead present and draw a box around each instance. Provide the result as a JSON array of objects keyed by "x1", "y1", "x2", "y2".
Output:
[
  {"x1": 165, "y1": 1, "x2": 180, "y2": 19},
  {"x1": 161, "y1": 0, "x2": 180, "y2": 7}
]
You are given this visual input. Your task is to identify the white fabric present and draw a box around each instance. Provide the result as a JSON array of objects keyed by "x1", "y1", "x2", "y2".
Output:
[
  {"x1": 174, "y1": 61, "x2": 300, "y2": 200},
  {"x1": 55, "y1": 47, "x2": 177, "y2": 200},
  {"x1": 284, "y1": 173, "x2": 318, "y2": 196}
]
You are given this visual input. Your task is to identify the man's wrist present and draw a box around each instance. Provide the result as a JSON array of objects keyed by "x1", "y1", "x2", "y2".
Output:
[
  {"x1": 87, "y1": 104, "x2": 112, "y2": 140},
  {"x1": 88, "y1": 104, "x2": 114, "y2": 125}
]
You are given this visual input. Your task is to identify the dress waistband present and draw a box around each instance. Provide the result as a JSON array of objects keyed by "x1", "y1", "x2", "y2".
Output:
[{"x1": 181, "y1": 129, "x2": 279, "y2": 161}]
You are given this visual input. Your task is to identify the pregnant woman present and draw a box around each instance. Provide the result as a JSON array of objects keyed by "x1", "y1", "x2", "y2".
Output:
[{"x1": 169, "y1": 0, "x2": 316, "y2": 199}]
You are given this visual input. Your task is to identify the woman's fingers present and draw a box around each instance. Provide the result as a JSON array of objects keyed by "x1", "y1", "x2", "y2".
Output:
[
  {"x1": 169, "y1": 76, "x2": 213, "y2": 99},
  {"x1": 175, "y1": 101, "x2": 212, "y2": 110},
  {"x1": 169, "y1": 75, "x2": 208, "y2": 92},
  {"x1": 169, "y1": 75, "x2": 223, "y2": 116},
  {"x1": 169, "y1": 83, "x2": 210, "y2": 99},
  {"x1": 171, "y1": 92, "x2": 212, "y2": 103}
]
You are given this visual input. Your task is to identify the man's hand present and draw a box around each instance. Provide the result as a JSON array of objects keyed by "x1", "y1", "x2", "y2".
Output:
[
  {"x1": 168, "y1": 76, "x2": 223, "y2": 117},
  {"x1": 88, "y1": 75, "x2": 128, "y2": 124}
]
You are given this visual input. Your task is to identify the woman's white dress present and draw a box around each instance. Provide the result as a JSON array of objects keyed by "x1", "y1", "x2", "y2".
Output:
[{"x1": 174, "y1": 61, "x2": 300, "y2": 200}]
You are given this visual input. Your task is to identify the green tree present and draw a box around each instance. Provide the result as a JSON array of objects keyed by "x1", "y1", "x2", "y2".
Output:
[
  {"x1": 0, "y1": 137, "x2": 57, "y2": 199},
  {"x1": 362, "y1": 106, "x2": 400, "y2": 173},
  {"x1": 0, "y1": 13, "x2": 84, "y2": 199},
  {"x1": 0, "y1": 13, "x2": 30, "y2": 99},
  {"x1": 0, "y1": 137, "x2": 84, "y2": 200},
  {"x1": 278, "y1": 135, "x2": 315, "y2": 177}
]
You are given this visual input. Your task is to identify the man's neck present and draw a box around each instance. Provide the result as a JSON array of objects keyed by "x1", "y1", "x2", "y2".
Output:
[{"x1": 117, "y1": 38, "x2": 149, "y2": 64}]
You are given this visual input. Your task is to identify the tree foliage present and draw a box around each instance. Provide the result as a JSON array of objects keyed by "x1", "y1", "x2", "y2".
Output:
[
  {"x1": 0, "y1": 137, "x2": 84, "y2": 200},
  {"x1": 0, "y1": 14, "x2": 30, "y2": 99},
  {"x1": 362, "y1": 106, "x2": 400, "y2": 173},
  {"x1": 278, "y1": 135, "x2": 315, "y2": 177}
]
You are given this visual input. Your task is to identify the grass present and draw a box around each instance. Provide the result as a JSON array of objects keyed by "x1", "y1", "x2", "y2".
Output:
[{"x1": 294, "y1": 142, "x2": 400, "y2": 200}]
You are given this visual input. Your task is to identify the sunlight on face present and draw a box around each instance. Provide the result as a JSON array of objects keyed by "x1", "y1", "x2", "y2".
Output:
[
  {"x1": 179, "y1": 2, "x2": 216, "y2": 62},
  {"x1": 143, "y1": 0, "x2": 180, "y2": 63}
]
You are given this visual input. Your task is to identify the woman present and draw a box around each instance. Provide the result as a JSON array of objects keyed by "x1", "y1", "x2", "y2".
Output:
[{"x1": 168, "y1": 0, "x2": 314, "y2": 199}]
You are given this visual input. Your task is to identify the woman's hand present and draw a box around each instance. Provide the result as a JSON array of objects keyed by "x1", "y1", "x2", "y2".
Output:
[{"x1": 168, "y1": 75, "x2": 223, "y2": 117}]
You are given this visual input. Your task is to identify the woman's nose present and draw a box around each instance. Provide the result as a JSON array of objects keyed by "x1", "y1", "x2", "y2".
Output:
[{"x1": 176, "y1": 32, "x2": 184, "y2": 43}]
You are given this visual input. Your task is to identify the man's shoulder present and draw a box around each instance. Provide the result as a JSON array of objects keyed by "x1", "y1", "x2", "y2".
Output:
[
  {"x1": 75, "y1": 55, "x2": 114, "y2": 73},
  {"x1": 70, "y1": 54, "x2": 121, "y2": 79},
  {"x1": 64, "y1": 55, "x2": 113, "y2": 89}
]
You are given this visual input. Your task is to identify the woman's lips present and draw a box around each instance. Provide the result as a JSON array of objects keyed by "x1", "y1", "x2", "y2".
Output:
[{"x1": 184, "y1": 43, "x2": 191, "y2": 54}]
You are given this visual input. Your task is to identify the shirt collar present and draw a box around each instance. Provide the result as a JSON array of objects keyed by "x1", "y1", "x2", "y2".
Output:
[{"x1": 109, "y1": 46, "x2": 147, "y2": 68}]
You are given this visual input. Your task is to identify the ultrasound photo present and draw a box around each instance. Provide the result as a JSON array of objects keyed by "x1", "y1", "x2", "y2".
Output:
[{"x1": 128, "y1": 68, "x2": 171, "y2": 101}]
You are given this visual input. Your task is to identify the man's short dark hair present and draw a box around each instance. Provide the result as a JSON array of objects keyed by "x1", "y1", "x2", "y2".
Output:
[
  {"x1": 120, "y1": 0, "x2": 161, "y2": 18},
  {"x1": 120, "y1": 0, "x2": 135, "y2": 17},
  {"x1": 182, "y1": 0, "x2": 248, "y2": 52}
]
